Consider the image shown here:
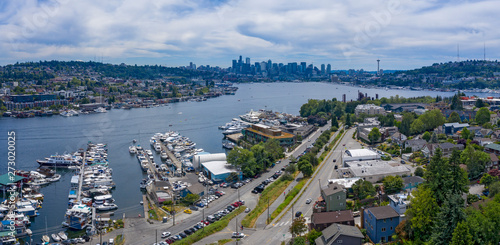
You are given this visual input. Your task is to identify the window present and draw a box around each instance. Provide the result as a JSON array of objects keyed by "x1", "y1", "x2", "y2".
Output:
[
  {"x1": 340, "y1": 203, "x2": 343, "y2": 206},
  {"x1": 337, "y1": 240, "x2": 343, "y2": 243},
  {"x1": 383, "y1": 219, "x2": 386, "y2": 223},
  {"x1": 337, "y1": 196, "x2": 340, "y2": 200},
  {"x1": 390, "y1": 218, "x2": 393, "y2": 221},
  {"x1": 390, "y1": 226, "x2": 393, "y2": 230},
  {"x1": 382, "y1": 228, "x2": 386, "y2": 232},
  {"x1": 381, "y1": 237, "x2": 386, "y2": 242}
]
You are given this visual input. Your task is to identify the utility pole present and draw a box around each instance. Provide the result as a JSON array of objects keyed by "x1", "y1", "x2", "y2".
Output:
[
  {"x1": 156, "y1": 229, "x2": 158, "y2": 244},
  {"x1": 238, "y1": 188, "x2": 240, "y2": 201},
  {"x1": 236, "y1": 217, "x2": 239, "y2": 245},
  {"x1": 202, "y1": 209, "x2": 205, "y2": 232},
  {"x1": 172, "y1": 194, "x2": 176, "y2": 226}
]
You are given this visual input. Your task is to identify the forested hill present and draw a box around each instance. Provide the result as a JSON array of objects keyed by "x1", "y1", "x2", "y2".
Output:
[
  {"x1": 0, "y1": 60, "x2": 213, "y2": 82},
  {"x1": 396, "y1": 60, "x2": 500, "y2": 77}
]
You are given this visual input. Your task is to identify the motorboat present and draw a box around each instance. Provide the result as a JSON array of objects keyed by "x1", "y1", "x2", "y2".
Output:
[
  {"x1": 154, "y1": 143, "x2": 162, "y2": 153},
  {"x1": 94, "y1": 107, "x2": 107, "y2": 113},
  {"x1": 129, "y1": 145, "x2": 137, "y2": 154},
  {"x1": 42, "y1": 235, "x2": 50, "y2": 243},
  {"x1": 46, "y1": 174, "x2": 61, "y2": 182},
  {"x1": 160, "y1": 152, "x2": 168, "y2": 160},
  {"x1": 58, "y1": 231, "x2": 68, "y2": 240},
  {"x1": 95, "y1": 203, "x2": 118, "y2": 211},
  {"x1": 51, "y1": 233, "x2": 61, "y2": 242}
]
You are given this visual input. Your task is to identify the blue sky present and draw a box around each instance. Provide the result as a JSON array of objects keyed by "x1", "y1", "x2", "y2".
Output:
[{"x1": 0, "y1": 0, "x2": 499, "y2": 70}]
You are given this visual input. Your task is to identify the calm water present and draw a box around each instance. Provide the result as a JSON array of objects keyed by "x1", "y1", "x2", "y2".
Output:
[{"x1": 0, "y1": 82, "x2": 480, "y2": 240}]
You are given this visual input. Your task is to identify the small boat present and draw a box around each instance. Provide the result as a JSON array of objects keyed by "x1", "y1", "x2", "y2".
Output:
[
  {"x1": 129, "y1": 146, "x2": 137, "y2": 154},
  {"x1": 95, "y1": 203, "x2": 118, "y2": 211},
  {"x1": 42, "y1": 235, "x2": 50, "y2": 243},
  {"x1": 51, "y1": 233, "x2": 61, "y2": 242},
  {"x1": 46, "y1": 174, "x2": 61, "y2": 182},
  {"x1": 140, "y1": 201, "x2": 143, "y2": 205},
  {"x1": 133, "y1": 139, "x2": 137, "y2": 143},
  {"x1": 58, "y1": 231, "x2": 68, "y2": 240}
]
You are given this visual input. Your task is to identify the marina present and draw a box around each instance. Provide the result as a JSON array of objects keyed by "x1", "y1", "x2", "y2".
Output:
[{"x1": 0, "y1": 82, "x2": 470, "y2": 243}]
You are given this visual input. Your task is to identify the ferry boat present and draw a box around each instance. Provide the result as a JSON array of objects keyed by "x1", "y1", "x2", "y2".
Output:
[
  {"x1": 37, "y1": 154, "x2": 82, "y2": 167},
  {"x1": 62, "y1": 204, "x2": 91, "y2": 230}
]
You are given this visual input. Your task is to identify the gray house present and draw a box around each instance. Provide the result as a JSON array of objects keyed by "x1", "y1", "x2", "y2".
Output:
[
  {"x1": 321, "y1": 183, "x2": 346, "y2": 212},
  {"x1": 404, "y1": 139, "x2": 427, "y2": 152},
  {"x1": 315, "y1": 223, "x2": 364, "y2": 245}
]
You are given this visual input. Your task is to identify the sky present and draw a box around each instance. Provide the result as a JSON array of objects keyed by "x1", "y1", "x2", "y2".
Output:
[{"x1": 0, "y1": 0, "x2": 499, "y2": 70}]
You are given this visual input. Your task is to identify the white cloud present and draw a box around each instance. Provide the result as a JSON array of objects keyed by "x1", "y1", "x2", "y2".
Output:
[{"x1": 0, "y1": 0, "x2": 499, "y2": 69}]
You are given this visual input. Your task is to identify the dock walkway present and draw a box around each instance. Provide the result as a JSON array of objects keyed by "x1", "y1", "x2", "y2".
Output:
[{"x1": 159, "y1": 143, "x2": 182, "y2": 171}]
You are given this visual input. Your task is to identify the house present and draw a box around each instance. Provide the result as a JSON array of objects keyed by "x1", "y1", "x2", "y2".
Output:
[
  {"x1": 363, "y1": 206, "x2": 400, "y2": 244},
  {"x1": 390, "y1": 132, "x2": 407, "y2": 145},
  {"x1": 422, "y1": 143, "x2": 464, "y2": 157},
  {"x1": 320, "y1": 183, "x2": 346, "y2": 212},
  {"x1": 492, "y1": 130, "x2": 500, "y2": 140},
  {"x1": 477, "y1": 128, "x2": 493, "y2": 138},
  {"x1": 485, "y1": 143, "x2": 500, "y2": 155},
  {"x1": 475, "y1": 137, "x2": 493, "y2": 147},
  {"x1": 488, "y1": 153, "x2": 499, "y2": 171},
  {"x1": 357, "y1": 118, "x2": 381, "y2": 143},
  {"x1": 311, "y1": 210, "x2": 355, "y2": 231},
  {"x1": 315, "y1": 224, "x2": 364, "y2": 245},
  {"x1": 442, "y1": 122, "x2": 470, "y2": 135},
  {"x1": 388, "y1": 193, "x2": 410, "y2": 217},
  {"x1": 404, "y1": 139, "x2": 426, "y2": 152},
  {"x1": 380, "y1": 127, "x2": 399, "y2": 141},
  {"x1": 402, "y1": 176, "x2": 425, "y2": 192}
]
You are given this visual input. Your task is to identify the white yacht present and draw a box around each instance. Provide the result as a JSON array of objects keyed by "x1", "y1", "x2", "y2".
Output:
[
  {"x1": 129, "y1": 145, "x2": 137, "y2": 154},
  {"x1": 37, "y1": 154, "x2": 82, "y2": 167},
  {"x1": 95, "y1": 203, "x2": 118, "y2": 211},
  {"x1": 94, "y1": 107, "x2": 107, "y2": 113}
]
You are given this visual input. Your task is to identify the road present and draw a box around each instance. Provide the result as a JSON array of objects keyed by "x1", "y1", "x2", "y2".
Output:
[{"x1": 241, "y1": 127, "x2": 358, "y2": 245}]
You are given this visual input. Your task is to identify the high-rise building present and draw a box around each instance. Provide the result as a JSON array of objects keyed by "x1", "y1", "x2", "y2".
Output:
[
  {"x1": 321, "y1": 64, "x2": 325, "y2": 74},
  {"x1": 232, "y1": 60, "x2": 237, "y2": 70},
  {"x1": 267, "y1": 60, "x2": 272, "y2": 71},
  {"x1": 246, "y1": 57, "x2": 250, "y2": 64},
  {"x1": 326, "y1": 64, "x2": 331, "y2": 74},
  {"x1": 300, "y1": 62, "x2": 307, "y2": 73}
]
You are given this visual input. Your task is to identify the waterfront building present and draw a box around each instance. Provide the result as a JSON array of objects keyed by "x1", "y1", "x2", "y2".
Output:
[
  {"x1": 242, "y1": 124, "x2": 295, "y2": 147},
  {"x1": 201, "y1": 161, "x2": 242, "y2": 183}
]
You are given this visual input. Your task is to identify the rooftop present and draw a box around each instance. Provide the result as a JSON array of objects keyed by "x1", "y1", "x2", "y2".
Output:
[
  {"x1": 0, "y1": 174, "x2": 25, "y2": 186},
  {"x1": 485, "y1": 143, "x2": 500, "y2": 152},
  {"x1": 321, "y1": 183, "x2": 345, "y2": 196},
  {"x1": 312, "y1": 210, "x2": 354, "y2": 225},
  {"x1": 202, "y1": 160, "x2": 239, "y2": 176},
  {"x1": 315, "y1": 224, "x2": 364, "y2": 245},
  {"x1": 367, "y1": 206, "x2": 400, "y2": 220},
  {"x1": 327, "y1": 177, "x2": 362, "y2": 189},
  {"x1": 344, "y1": 149, "x2": 379, "y2": 158},
  {"x1": 403, "y1": 176, "x2": 425, "y2": 185}
]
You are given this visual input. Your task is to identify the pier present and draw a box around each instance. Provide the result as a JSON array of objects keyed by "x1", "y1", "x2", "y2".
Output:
[
  {"x1": 159, "y1": 143, "x2": 183, "y2": 172},
  {"x1": 76, "y1": 152, "x2": 85, "y2": 202}
]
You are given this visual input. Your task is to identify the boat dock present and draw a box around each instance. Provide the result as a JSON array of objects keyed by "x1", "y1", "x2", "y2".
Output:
[
  {"x1": 76, "y1": 152, "x2": 85, "y2": 202},
  {"x1": 159, "y1": 143, "x2": 183, "y2": 172}
]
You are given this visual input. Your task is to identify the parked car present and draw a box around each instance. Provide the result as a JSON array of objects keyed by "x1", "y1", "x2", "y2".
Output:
[
  {"x1": 245, "y1": 208, "x2": 251, "y2": 213},
  {"x1": 161, "y1": 232, "x2": 171, "y2": 238},
  {"x1": 184, "y1": 209, "x2": 192, "y2": 214},
  {"x1": 179, "y1": 232, "x2": 187, "y2": 238},
  {"x1": 184, "y1": 229, "x2": 192, "y2": 235},
  {"x1": 306, "y1": 198, "x2": 312, "y2": 204},
  {"x1": 190, "y1": 206, "x2": 199, "y2": 211}
]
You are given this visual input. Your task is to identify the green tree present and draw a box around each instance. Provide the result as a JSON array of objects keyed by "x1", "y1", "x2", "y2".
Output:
[
  {"x1": 306, "y1": 229, "x2": 322, "y2": 245},
  {"x1": 345, "y1": 113, "x2": 352, "y2": 127},
  {"x1": 290, "y1": 216, "x2": 307, "y2": 237},
  {"x1": 425, "y1": 148, "x2": 450, "y2": 205},
  {"x1": 475, "y1": 98, "x2": 487, "y2": 108},
  {"x1": 368, "y1": 127, "x2": 381, "y2": 144},
  {"x1": 422, "y1": 131, "x2": 431, "y2": 142},
  {"x1": 352, "y1": 179, "x2": 376, "y2": 199},
  {"x1": 399, "y1": 112, "x2": 415, "y2": 136},
  {"x1": 225, "y1": 172, "x2": 240, "y2": 183},
  {"x1": 286, "y1": 163, "x2": 297, "y2": 174},
  {"x1": 448, "y1": 111, "x2": 461, "y2": 123},
  {"x1": 480, "y1": 173, "x2": 499, "y2": 188},
  {"x1": 460, "y1": 127, "x2": 470, "y2": 140},
  {"x1": 182, "y1": 193, "x2": 200, "y2": 205},
  {"x1": 410, "y1": 118, "x2": 425, "y2": 134},
  {"x1": 461, "y1": 145, "x2": 490, "y2": 179},
  {"x1": 331, "y1": 116, "x2": 339, "y2": 128},
  {"x1": 415, "y1": 167, "x2": 425, "y2": 177},
  {"x1": 383, "y1": 175, "x2": 404, "y2": 194},
  {"x1": 450, "y1": 221, "x2": 474, "y2": 245},
  {"x1": 475, "y1": 107, "x2": 491, "y2": 125},
  {"x1": 430, "y1": 132, "x2": 439, "y2": 143},
  {"x1": 406, "y1": 186, "x2": 439, "y2": 242},
  {"x1": 429, "y1": 193, "x2": 466, "y2": 245},
  {"x1": 227, "y1": 148, "x2": 257, "y2": 177},
  {"x1": 293, "y1": 237, "x2": 306, "y2": 245},
  {"x1": 490, "y1": 182, "x2": 500, "y2": 198},
  {"x1": 299, "y1": 163, "x2": 314, "y2": 177}
]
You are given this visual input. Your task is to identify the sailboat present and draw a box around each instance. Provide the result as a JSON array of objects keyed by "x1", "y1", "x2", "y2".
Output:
[{"x1": 42, "y1": 217, "x2": 50, "y2": 243}]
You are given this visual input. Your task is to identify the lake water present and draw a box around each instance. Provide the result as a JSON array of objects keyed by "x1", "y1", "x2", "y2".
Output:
[{"x1": 0, "y1": 82, "x2": 482, "y2": 240}]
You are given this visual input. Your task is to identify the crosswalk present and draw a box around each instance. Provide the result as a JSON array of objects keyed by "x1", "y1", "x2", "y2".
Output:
[{"x1": 274, "y1": 217, "x2": 310, "y2": 227}]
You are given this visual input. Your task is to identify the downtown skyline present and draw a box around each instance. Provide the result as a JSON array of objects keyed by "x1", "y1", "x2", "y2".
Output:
[{"x1": 0, "y1": 0, "x2": 499, "y2": 70}]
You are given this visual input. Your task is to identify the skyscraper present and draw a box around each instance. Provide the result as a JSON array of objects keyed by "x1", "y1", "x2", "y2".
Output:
[
  {"x1": 321, "y1": 64, "x2": 325, "y2": 74},
  {"x1": 246, "y1": 57, "x2": 250, "y2": 64},
  {"x1": 326, "y1": 64, "x2": 331, "y2": 74}
]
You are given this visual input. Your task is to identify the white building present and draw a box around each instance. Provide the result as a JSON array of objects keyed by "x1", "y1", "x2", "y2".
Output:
[
  {"x1": 355, "y1": 104, "x2": 385, "y2": 116},
  {"x1": 192, "y1": 153, "x2": 226, "y2": 169},
  {"x1": 339, "y1": 160, "x2": 411, "y2": 183},
  {"x1": 343, "y1": 149, "x2": 380, "y2": 165},
  {"x1": 201, "y1": 161, "x2": 241, "y2": 182}
]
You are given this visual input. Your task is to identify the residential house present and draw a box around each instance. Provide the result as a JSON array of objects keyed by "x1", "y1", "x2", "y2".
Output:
[
  {"x1": 442, "y1": 110, "x2": 476, "y2": 122},
  {"x1": 492, "y1": 130, "x2": 500, "y2": 140},
  {"x1": 320, "y1": 183, "x2": 346, "y2": 212},
  {"x1": 474, "y1": 137, "x2": 493, "y2": 147},
  {"x1": 442, "y1": 123, "x2": 470, "y2": 135},
  {"x1": 311, "y1": 210, "x2": 355, "y2": 231},
  {"x1": 388, "y1": 193, "x2": 411, "y2": 218},
  {"x1": 315, "y1": 224, "x2": 364, "y2": 245},
  {"x1": 390, "y1": 132, "x2": 407, "y2": 145},
  {"x1": 404, "y1": 139, "x2": 426, "y2": 152},
  {"x1": 488, "y1": 153, "x2": 499, "y2": 171},
  {"x1": 422, "y1": 143, "x2": 464, "y2": 157},
  {"x1": 380, "y1": 127, "x2": 399, "y2": 141},
  {"x1": 357, "y1": 118, "x2": 381, "y2": 143},
  {"x1": 485, "y1": 143, "x2": 500, "y2": 155},
  {"x1": 363, "y1": 206, "x2": 400, "y2": 244},
  {"x1": 402, "y1": 176, "x2": 425, "y2": 192},
  {"x1": 477, "y1": 128, "x2": 493, "y2": 138},
  {"x1": 467, "y1": 126, "x2": 483, "y2": 135}
]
